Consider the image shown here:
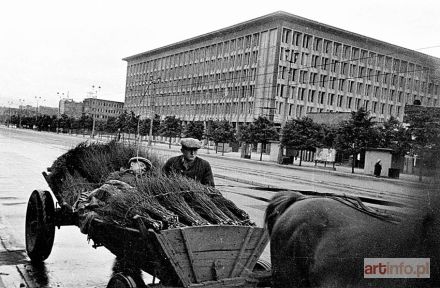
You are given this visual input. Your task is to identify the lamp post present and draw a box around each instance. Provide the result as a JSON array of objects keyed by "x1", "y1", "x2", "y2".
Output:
[
  {"x1": 34, "y1": 96, "x2": 41, "y2": 121},
  {"x1": 277, "y1": 49, "x2": 299, "y2": 164},
  {"x1": 147, "y1": 77, "x2": 161, "y2": 146},
  {"x1": 18, "y1": 99, "x2": 25, "y2": 128},
  {"x1": 90, "y1": 85, "x2": 101, "y2": 138},
  {"x1": 7, "y1": 101, "x2": 13, "y2": 127},
  {"x1": 56, "y1": 92, "x2": 65, "y2": 133}
]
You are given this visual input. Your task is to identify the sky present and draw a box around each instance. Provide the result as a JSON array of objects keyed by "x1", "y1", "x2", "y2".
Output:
[{"x1": 1, "y1": 0, "x2": 439, "y2": 108}]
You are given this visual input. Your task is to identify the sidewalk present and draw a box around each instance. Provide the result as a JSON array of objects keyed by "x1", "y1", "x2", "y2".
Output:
[
  {"x1": 0, "y1": 126, "x2": 426, "y2": 186},
  {"x1": 144, "y1": 140, "x2": 426, "y2": 186}
]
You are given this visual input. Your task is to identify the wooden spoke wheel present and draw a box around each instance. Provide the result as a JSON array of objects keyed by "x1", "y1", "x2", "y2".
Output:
[
  {"x1": 25, "y1": 190, "x2": 55, "y2": 262},
  {"x1": 253, "y1": 259, "x2": 272, "y2": 287},
  {"x1": 107, "y1": 273, "x2": 138, "y2": 288},
  {"x1": 254, "y1": 259, "x2": 271, "y2": 272}
]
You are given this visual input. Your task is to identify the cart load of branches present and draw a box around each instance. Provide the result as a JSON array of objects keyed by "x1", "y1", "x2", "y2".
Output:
[{"x1": 46, "y1": 141, "x2": 253, "y2": 231}]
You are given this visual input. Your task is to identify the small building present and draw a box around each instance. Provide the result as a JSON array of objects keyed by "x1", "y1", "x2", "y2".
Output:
[{"x1": 364, "y1": 148, "x2": 393, "y2": 177}]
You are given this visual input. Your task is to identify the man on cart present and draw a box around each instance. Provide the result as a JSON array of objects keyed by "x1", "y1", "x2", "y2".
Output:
[{"x1": 163, "y1": 138, "x2": 215, "y2": 187}]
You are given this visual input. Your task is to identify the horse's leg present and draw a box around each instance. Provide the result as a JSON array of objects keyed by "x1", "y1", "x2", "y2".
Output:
[{"x1": 271, "y1": 222, "x2": 317, "y2": 288}]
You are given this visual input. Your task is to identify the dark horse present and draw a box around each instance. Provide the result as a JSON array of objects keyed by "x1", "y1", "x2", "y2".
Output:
[{"x1": 265, "y1": 191, "x2": 440, "y2": 288}]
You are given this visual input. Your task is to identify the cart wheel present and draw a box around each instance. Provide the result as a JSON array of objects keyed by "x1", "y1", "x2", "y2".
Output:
[
  {"x1": 253, "y1": 259, "x2": 271, "y2": 287},
  {"x1": 25, "y1": 190, "x2": 55, "y2": 262},
  {"x1": 253, "y1": 259, "x2": 271, "y2": 272},
  {"x1": 107, "y1": 273, "x2": 138, "y2": 288}
]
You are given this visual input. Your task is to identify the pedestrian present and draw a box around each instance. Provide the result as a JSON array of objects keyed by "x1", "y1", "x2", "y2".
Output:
[
  {"x1": 374, "y1": 159, "x2": 382, "y2": 177},
  {"x1": 163, "y1": 138, "x2": 215, "y2": 187}
]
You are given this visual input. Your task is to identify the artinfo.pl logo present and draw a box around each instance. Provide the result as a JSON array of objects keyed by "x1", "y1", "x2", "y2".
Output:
[{"x1": 364, "y1": 258, "x2": 430, "y2": 278}]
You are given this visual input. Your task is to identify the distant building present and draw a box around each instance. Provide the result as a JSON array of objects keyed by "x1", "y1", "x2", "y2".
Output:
[
  {"x1": 82, "y1": 98, "x2": 124, "y2": 121},
  {"x1": 38, "y1": 106, "x2": 58, "y2": 117},
  {"x1": 123, "y1": 11, "x2": 440, "y2": 127},
  {"x1": 59, "y1": 99, "x2": 83, "y2": 118}
]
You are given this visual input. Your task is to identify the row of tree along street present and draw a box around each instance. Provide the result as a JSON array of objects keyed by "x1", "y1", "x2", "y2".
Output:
[{"x1": 5, "y1": 108, "x2": 440, "y2": 174}]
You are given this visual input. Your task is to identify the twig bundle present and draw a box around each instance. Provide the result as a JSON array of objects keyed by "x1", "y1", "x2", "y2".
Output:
[
  {"x1": 47, "y1": 141, "x2": 254, "y2": 230},
  {"x1": 137, "y1": 175, "x2": 209, "y2": 226}
]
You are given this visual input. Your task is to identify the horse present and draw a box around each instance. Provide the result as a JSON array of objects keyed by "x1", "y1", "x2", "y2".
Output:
[{"x1": 265, "y1": 190, "x2": 440, "y2": 288}]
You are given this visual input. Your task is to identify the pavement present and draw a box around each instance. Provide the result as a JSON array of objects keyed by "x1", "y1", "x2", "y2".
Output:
[
  {"x1": 0, "y1": 126, "x2": 429, "y2": 187},
  {"x1": 128, "y1": 137, "x2": 427, "y2": 187}
]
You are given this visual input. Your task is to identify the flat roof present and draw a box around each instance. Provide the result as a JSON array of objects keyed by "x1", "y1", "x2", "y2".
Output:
[{"x1": 123, "y1": 11, "x2": 440, "y2": 63}]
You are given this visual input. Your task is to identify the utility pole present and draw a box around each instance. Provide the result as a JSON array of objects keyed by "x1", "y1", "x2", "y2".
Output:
[
  {"x1": 57, "y1": 92, "x2": 65, "y2": 133},
  {"x1": 18, "y1": 99, "x2": 25, "y2": 128},
  {"x1": 277, "y1": 49, "x2": 298, "y2": 164},
  {"x1": 90, "y1": 85, "x2": 101, "y2": 138},
  {"x1": 148, "y1": 77, "x2": 161, "y2": 146},
  {"x1": 130, "y1": 76, "x2": 161, "y2": 148}
]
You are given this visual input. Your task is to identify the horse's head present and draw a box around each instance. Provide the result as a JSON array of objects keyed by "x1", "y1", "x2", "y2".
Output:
[{"x1": 264, "y1": 191, "x2": 305, "y2": 235}]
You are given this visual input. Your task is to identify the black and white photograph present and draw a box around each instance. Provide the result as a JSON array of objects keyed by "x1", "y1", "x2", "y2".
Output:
[{"x1": 0, "y1": 0, "x2": 439, "y2": 287}]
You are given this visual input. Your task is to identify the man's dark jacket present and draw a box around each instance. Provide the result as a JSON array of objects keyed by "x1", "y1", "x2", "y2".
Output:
[{"x1": 162, "y1": 155, "x2": 215, "y2": 187}]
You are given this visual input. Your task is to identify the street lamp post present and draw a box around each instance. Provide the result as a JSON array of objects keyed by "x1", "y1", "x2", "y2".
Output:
[
  {"x1": 277, "y1": 49, "x2": 298, "y2": 164},
  {"x1": 90, "y1": 85, "x2": 101, "y2": 138},
  {"x1": 34, "y1": 96, "x2": 42, "y2": 121},
  {"x1": 56, "y1": 92, "x2": 65, "y2": 133},
  {"x1": 18, "y1": 99, "x2": 25, "y2": 128},
  {"x1": 7, "y1": 101, "x2": 13, "y2": 127}
]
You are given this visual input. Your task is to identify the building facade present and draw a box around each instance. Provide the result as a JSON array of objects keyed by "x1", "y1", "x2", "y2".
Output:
[
  {"x1": 82, "y1": 98, "x2": 124, "y2": 121},
  {"x1": 59, "y1": 99, "x2": 84, "y2": 118},
  {"x1": 123, "y1": 11, "x2": 440, "y2": 126}
]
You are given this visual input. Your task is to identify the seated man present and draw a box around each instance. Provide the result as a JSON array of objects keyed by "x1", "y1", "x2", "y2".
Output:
[
  {"x1": 74, "y1": 156, "x2": 153, "y2": 232},
  {"x1": 162, "y1": 138, "x2": 215, "y2": 187},
  {"x1": 107, "y1": 156, "x2": 152, "y2": 186}
]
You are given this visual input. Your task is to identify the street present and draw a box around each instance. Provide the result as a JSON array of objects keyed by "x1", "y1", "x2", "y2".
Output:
[{"x1": 0, "y1": 127, "x2": 427, "y2": 287}]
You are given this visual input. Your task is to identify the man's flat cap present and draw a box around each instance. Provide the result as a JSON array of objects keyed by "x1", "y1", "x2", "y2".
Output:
[
  {"x1": 128, "y1": 156, "x2": 152, "y2": 169},
  {"x1": 181, "y1": 138, "x2": 202, "y2": 149}
]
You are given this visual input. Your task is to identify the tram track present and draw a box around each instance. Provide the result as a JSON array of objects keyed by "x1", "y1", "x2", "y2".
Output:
[{"x1": 212, "y1": 162, "x2": 422, "y2": 206}]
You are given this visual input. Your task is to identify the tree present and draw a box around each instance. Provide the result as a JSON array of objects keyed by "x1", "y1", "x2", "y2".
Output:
[
  {"x1": 281, "y1": 117, "x2": 322, "y2": 166},
  {"x1": 237, "y1": 123, "x2": 253, "y2": 158},
  {"x1": 335, "y1": 108, "x2": 380, "y2": 173},
  {"x1": 250, "y1": 116, "x2": 279, "y2": 161},
  {"x1": 116, "y1": 111, "x2": 130, "y2": 134},
  {"x1": 183, "y1": 121, "x2": 205, "y2": 140},
  {"x1": 404, "y1": 106, "x2": 440, "y2": 180},
  {"x1": 58, "y1": 114, "x2": 71, "y2": 132},
  {"x1": 378, "y1": 116, "x2": 412, "y2": 156},
  {"x1": 210, "y1": 120, "x2": 236, "y2": 156},
  {"x1": 105, "y1": 116, "x2": 118, "y2": 133},
  {"x1": 159, "y1": 116, "x2": 182, "y2": 148},
  {"x1": 127, "y1": 111, "x2": 139, "y2": 136},
  {"x1": 318, "y1": 123, "x2": 337, "y2": 148}
]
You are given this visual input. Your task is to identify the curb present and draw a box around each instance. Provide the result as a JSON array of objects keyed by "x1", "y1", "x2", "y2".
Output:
[{"x1": 148, "y1": 145, "x2": 425, "y2": 187}]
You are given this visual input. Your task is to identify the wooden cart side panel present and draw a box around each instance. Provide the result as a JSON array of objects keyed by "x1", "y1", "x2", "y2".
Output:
[
  {"x1": 156, "y1": 233, "x2": 192, "y2": 287},
  {"x1": 238, "y1": 229, "x2": 269, "y2": 278},
  {"x1": 158, "y1": 226, "x2": 268, "y2": 284}
]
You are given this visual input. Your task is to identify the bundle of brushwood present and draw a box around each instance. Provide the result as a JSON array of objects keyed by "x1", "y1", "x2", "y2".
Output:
[
  {"x1": 46, "y1": 140, "x2": 163, "y2": 206},
  {"x1": 46, "y1": 141, "x2": 254, "y2": 230}
]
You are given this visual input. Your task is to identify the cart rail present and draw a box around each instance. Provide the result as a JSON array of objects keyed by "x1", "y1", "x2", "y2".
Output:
[{"x1": 89, "y1": 219, "x2": 269, "y2": 287}]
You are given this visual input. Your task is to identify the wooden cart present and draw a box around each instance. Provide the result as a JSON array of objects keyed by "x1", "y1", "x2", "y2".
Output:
[{"x1": 24, "y1": 171, "x2": 271, "y2": 288}]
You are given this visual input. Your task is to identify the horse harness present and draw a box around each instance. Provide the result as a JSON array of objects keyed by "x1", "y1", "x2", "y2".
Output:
[{"x1": 302, "y1": 194, "x2": 401, "y2": 224}]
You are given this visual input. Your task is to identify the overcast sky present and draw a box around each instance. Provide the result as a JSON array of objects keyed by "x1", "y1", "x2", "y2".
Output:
[{"x1": 1, "y1": 0, "x2": 439, "y2": 108}]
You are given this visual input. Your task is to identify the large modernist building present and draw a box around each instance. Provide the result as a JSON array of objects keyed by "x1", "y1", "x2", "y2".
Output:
[{"x1": 123, "y1": 11, "x2": 440, "y2": 126}]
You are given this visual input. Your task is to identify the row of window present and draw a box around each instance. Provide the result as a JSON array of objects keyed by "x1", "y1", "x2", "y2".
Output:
[
  {"x1": 280, "y1": 27, "x2": 432, "y2": 77},
  {"x1": 282, "y1": 101, "x2": 403, "y2": 119},
  {"x1": 278, "y1": 51, "x2": 438, "y2": 94},
  {"x1": 278, "y1": 83, "x2": 437, "y2": 106},
  {"x1": 127, "y1": 33, "x2": 263, "y2": 77}
]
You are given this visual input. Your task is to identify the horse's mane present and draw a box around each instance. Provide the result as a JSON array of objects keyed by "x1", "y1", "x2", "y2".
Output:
[{"x1": 264, "y1": 191, "x2": 306, "y2": 235}]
